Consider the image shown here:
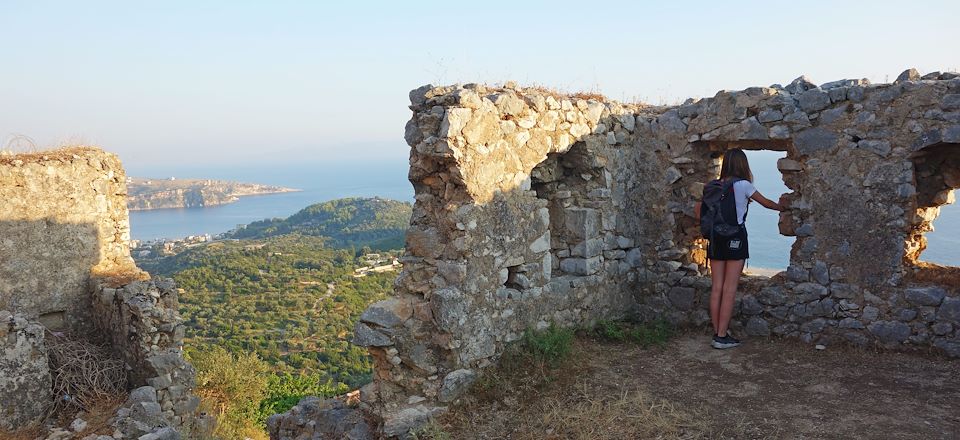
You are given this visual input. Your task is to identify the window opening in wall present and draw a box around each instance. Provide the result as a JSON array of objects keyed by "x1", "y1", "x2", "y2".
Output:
[
  {"x1": 909, "y1": 143, "x2": 960, "y2": 267},
  {"x1": 924, "y1": 202, "x2": 959, "y2": 265},
  {"x1": 742, "y1": 150, "x2": 792, "y2": 274}
]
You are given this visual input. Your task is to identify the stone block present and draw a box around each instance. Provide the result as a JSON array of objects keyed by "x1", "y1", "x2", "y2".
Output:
[
  {"x1": 667, "y1": 287, "x2": 696, "y2": 311},
  {"x1": 838, "y1": 318, "x2": 865, "y2": 329},
  {"x1": 895, "y1": 68, "x2": 920, "y2": 82},
  {"x1": 438, "y1": 369, "x2": 477, "y2": 403},
  {"x1": 560, "y1": 257, "x2": 601, "y2": 276},
  {"x1": 798, "y1": 89, "x2": 831, "y2": 112},
  {"x1": 943, "y1": 125, "x2": 960, "y2": 143},
  {"x1": 800, "y1": 318, "x2": 827, "y2": 334},
  {"x1": 382, "y1": 406, "x2": 446, "y2": 438},
  {"x1": 867, "y1": 321, "x2": 911, "y2": 344},
  {"x1": 794, "y1": 127, "x2": 839, "y2": 156},
  {"x1": 938, "y1": 297, "x2": 960, "y2": 323},
  {"x1": 758, "y1": 109, "x2": 783, "y2": 123},
  {"x1": 352, "y1": 323, "x2": 392, "y2": 347},
  {"x1": 904, "y1": 287, "x2": 946, "y2": 306},
  {"x1": 564, "y1": 207, "x2": 600, "y2": 241},
  {"x1": 745, "y1": 317, "x2": 770, "y2": 336},
  {"x1": 571, "y1": 238, "x2": 603, "y2": 258},
  {"x1": 741, "y1": 295, "x2": 764, "y2": 315},
  {"x1": 942, "y1": 94, "x2": 960, "y2": 110},
  {"x1": 777, "y1": 158, "x2": 803, "y2": 172},
  {"x1": 360, "y1": 298, "x2": 413, "y2": 329},
  {"x1": 794, "y1": 283, "x2": 828, "y2": 302},
  {"x1": 757, "y1": 286, "x2": 788, "y2": 306},
  {"x1": 830, "y1": 283, "x2": 859, "y2": 299},
  {"x1": 811, "y1": 261, "x2": 830, "y2": 285}
]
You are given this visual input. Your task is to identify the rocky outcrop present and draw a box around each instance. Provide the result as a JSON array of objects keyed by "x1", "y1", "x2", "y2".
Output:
[
  {"x1": 127, "y1": 178, "x2": 298, "y2": 211},
  {"x1": 349, "y1": 70, "x2": 960, "y2": 436},
  {"x1": 0, "y1": 311, "x2": 52, "y2": 431}
]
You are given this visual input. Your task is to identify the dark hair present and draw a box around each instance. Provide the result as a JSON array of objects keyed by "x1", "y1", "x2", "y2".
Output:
[{"x1": 719, "y1": 148, "x2": 753, "y2": 182}]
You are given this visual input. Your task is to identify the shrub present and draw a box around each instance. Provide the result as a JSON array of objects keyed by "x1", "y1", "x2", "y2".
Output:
[
  {"x1": 519, "y1": 324, "x2": 575, "y2": 367},
  {"x1": 594, "y1": 319, "x2": 626, "y2": 342},
  {"x1": 188, "y1": 347, "x2": 270, "y2": 440}
]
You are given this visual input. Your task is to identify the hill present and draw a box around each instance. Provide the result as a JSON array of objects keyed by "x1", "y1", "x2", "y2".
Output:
[
  {"x1": 228, "y1": 197, "x2": 412, "y2": 250},
  {"x1": 144, "y1": 234, "x2": 396, "y2": 386}
]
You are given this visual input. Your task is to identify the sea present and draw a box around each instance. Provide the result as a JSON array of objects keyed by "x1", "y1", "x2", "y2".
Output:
[{"x1": 128, "y1": 153, "x2": 960, "y2": 270}]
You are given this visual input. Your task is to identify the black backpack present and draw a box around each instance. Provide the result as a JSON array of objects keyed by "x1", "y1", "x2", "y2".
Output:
[{"x1": 700, "y1": 178, "x2": 746, "y2": 239}]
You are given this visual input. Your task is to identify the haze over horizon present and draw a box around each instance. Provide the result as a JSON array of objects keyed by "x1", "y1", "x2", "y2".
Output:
[{"x1": 2, "y1": 0, "x2": 959, "y2": 171}]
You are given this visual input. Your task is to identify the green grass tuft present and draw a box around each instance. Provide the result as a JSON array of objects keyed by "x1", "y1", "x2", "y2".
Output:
[
  {"x1": 593, "y1": 319, "x2": 674, "y2": 348},
  {"x1": 410, "y1": 420, "x2": 452, "y2": 440},
  {"x1": 520, "y1": 323, "x2": 575, "y2": 367}
]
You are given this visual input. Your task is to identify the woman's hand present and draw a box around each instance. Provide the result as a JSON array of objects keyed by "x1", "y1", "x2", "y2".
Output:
[{"x1": 751, "y1": 191, "x2": 786, "y2": 212}]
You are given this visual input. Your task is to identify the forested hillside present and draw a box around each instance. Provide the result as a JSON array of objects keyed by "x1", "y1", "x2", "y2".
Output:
[
  {"x1": 228, "y1": 197, "x2": 412, "y2": 250},
  {"x1": 137, "y1": 198, "x2": 410, "y2": 438}
]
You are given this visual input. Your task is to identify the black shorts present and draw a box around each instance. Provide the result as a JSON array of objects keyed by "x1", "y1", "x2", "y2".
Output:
[{"x1": 708, "y1": 225, "x2": 749, "y2": 261}]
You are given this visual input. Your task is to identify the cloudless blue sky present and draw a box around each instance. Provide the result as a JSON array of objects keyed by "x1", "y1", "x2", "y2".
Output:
[{"x1": 1, "y1": 0, "x2": 958, "y2": 171}]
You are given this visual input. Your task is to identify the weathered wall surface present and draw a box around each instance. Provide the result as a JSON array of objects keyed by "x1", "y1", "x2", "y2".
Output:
[
  {"x1": 353, "y1": 71, "x2": 960, "y2": 436},
  {"x1": 91, "y1": 278, "x2": 200, "y2": 436},
  {"x1": 0, "y1": 311, "x2": 52, "y2": 431},
  {"x1": 0, "y1": 147, "x2": 198, "y2": 437},
  {"x1": 0, "y1": 148, "x2": 140, "y2": 333}
]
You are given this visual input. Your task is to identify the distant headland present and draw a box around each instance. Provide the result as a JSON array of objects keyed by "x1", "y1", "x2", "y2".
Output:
[{"x1": 127, "y1": 177, "x2": 299, "y2": 211}]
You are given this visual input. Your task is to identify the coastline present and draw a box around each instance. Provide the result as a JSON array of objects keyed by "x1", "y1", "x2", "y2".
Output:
[
  {"x1": 743, "y1": 266, "x2": 783, "y2": 277},
  {"x1": 127, "y1": 187, "x2": 302, "y2": 211}
]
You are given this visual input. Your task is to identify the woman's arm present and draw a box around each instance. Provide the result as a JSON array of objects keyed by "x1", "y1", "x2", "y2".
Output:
[
  {"x1": 750, "y1": 191, "x2": 786, "y2": 211},
  {"x1": 693, "y1": 201, "x2": 701, "y2": 220}
]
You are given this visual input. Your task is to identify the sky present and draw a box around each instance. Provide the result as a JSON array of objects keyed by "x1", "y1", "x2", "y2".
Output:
[{"x1": 1, "y1": 0, "x2": 959, "y2": 173}]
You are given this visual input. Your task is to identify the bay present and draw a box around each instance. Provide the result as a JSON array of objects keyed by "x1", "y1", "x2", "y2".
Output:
[{"x1": 128, "y1": 160, "x2": 414, "y2": 241}]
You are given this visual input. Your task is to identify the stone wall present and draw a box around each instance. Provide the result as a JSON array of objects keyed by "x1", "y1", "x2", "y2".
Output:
[
  {"x1": 0, "y1": 311, "x2": 52, "y2": 431},
  {"x1": 0, "y1": 147, "x2": 198, "y2": 437},
  {"x1": 354, "y1": 71, "x2": 960, "y2": 436},
  {"x1": 91, "y1": 278, "x2": 200, "y2": 436},
  {"x1": 0, "y1": 147, "x2": 141, "y2": 333}
]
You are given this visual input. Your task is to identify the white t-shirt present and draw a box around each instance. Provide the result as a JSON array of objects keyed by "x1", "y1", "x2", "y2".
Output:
[{"x1": 732, "y1": 180, "x2": 756, "y2": 225}]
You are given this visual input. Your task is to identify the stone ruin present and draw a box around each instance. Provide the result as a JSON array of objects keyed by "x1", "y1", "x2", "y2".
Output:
[
  {"x1": 3, "y1": 73, "x2": 959, "y2": 440},
  {"x1": 0, "y1": 148, "x2": 200, "y2": 439},
  {"x1": 342, "y1": 69, "x2": 960, "y2": 436}
]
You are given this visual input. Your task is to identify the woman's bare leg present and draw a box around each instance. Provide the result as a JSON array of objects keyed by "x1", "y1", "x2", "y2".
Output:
[
  {"x1": 717, "y1": 259, "x2": 746, "y2": 337},
  {"x1": 709, "y1": 260, "x2": 727, "y2": 335}
]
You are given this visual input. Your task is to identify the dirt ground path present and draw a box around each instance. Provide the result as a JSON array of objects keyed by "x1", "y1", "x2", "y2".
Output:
[
  {"x1": 438, "y1": 333, "x2": 960, "y2": 439},
  {"x1": 602, "y1": 334, "x2": 959, "y2": 439}
]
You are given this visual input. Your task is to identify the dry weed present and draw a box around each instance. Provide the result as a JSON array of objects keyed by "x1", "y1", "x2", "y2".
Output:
[
  {"x1": 45, "y1": 334, "x2": 128, "y2": 415},
  {"x1": 0, "y1": 424, "x2": 44, "y2": 440},
  {"x1": 0, "y1": 145, "x2": 103, "y2": 165},
  {"x1": 534, "y1": 381, "x2": 708, "y2": 440},
  {"x1": 433, "y1": 336, "x2": 707, "y2": 439},
  {"x1": 91, "y1": 265, "x2": 151, "y2": 288}
]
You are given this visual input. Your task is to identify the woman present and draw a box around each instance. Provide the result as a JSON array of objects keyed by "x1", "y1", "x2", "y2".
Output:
[{"x1": 694, "y1": 148, "x2": 785, "y2": 349}]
